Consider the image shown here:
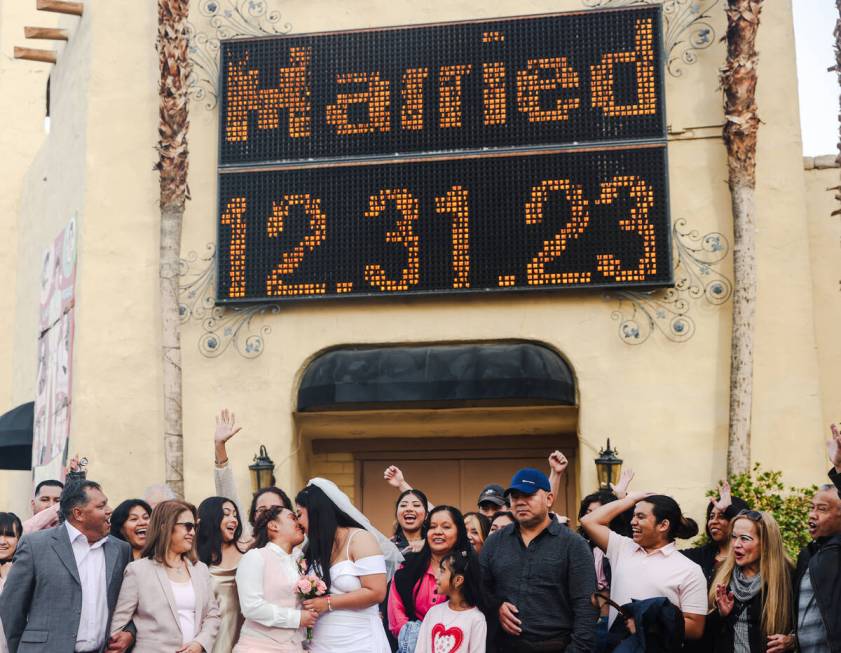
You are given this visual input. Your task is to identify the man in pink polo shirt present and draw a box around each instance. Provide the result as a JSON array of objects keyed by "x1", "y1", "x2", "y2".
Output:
[{"x1": 581, "y1": 491, "x2": 708, "y2": 645}]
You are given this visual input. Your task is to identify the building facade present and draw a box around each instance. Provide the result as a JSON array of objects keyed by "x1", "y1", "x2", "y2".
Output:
[{"x1": 0, "y1": 0, "x2": 838, "y2": 535}]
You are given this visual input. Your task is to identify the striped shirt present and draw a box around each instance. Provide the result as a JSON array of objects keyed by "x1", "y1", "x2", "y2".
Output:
[{"x1": 798, "y1": 569, "x2": 830, "y2": 653}]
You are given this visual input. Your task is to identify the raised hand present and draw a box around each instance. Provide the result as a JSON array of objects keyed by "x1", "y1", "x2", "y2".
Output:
[
  {"x1": 64, "y1": 454, "x2": 81, "y2": 475},
  {"x1": 714, "y1": 583, "x2": 734, "y2": 617},
  {"x1": 548, "y1": 451, "x2": 568, "y2": 475},
  {"x1": 611, "y1": 468, "x2": 635, "y2": 499},
  {"x1": 383, "y1": 465, "x2": 406, "y2": 489},
  {"x1": 626, "y1": 490, "x2": 654, "y2": 504},
  {"x1": 710, "y1": 481, "x2": 733, "y2": 512},
  {"x1": 214, "y1": 408, "x2": 242, "y2": 444},
  {"x1": 829, "y1": 423, "x2": 841, "y2": 470}
]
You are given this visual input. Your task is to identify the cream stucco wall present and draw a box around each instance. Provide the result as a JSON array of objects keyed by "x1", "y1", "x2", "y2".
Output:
[
  {"x1": 805, "y1": 158, "x2": 841, "y2": 434},
  {"x1": 0, "y1": 0, "x2": 832, "y2": 529},
  {"x1": 0, "y1": 1, "x2": 61, "y2": 513}
]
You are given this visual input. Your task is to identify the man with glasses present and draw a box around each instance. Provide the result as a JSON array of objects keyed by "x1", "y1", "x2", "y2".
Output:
[
  {"x1": 0, "y1": 480, "x2": 134, "y2": 653},
  {"x1": 791, "y1": 431, "x2": 841, "y2": 653}
]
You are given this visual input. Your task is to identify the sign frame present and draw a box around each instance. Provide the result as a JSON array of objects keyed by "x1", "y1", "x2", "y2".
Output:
[{"x1": 215, "y1": 6, "x2": 672, "y2": 306}]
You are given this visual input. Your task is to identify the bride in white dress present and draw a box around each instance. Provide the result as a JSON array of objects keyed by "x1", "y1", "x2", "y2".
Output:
[{"x1": 295, "y1": 479, "x2": 402, "y2": 653}]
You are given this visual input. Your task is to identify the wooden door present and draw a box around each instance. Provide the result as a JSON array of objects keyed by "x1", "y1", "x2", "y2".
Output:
[{"x1": 355, "y1": 437, "x2": 576, "y2": 536}]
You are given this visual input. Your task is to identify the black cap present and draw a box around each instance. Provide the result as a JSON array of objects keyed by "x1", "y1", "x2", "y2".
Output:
[{"x1": 478, "y1": 483, "x2": 507, "y2": 507}]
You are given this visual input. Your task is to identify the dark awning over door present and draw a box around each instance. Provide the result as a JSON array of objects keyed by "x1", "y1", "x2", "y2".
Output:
[
  {"x1": 298, "y1": 343, "x2": 575, "y2": 411},
  {"x1": 0, "y1": 402, "x2": 34, "y2": 470}
]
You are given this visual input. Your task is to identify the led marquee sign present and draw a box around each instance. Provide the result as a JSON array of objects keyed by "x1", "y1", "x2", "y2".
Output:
[{"x1": 217, "y1": 6, "x2": 670, "y2": 304}]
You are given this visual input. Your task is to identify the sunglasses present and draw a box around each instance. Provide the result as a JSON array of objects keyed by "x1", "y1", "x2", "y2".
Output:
[
  {"x1": 737, "y1": 509, "x2": 762, "y2": 521},
  {"x1": 175, "y1": 521, "x2": 196, "y2": 532}
]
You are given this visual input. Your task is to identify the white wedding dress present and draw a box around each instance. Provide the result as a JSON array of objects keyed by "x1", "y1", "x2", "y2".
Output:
[{"x1": 309, "y1": 530, "x2": 391, "y2": 653}]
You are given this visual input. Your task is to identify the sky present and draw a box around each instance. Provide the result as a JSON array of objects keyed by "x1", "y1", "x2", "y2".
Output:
[{"x1": 794, "y1": 0, "x2": 838, "y2": 156}]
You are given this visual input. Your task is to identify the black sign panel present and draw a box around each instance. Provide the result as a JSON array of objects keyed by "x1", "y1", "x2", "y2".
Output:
[
  {"x1": 220, "y1": 7, "x2": 664, "y2": 165},
  {"x1": 217, "y1": 145, "x2": 670, "y2": 303}
]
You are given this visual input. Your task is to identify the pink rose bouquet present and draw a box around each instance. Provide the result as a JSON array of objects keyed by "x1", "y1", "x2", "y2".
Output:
[{"x1": 296, "y1": 573, "x2": 328, "y2": 647}]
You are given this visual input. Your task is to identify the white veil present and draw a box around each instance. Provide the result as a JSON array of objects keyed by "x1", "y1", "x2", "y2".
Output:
[{"x1": 307, "y1": 477, "x2": 404, "y2": 581}]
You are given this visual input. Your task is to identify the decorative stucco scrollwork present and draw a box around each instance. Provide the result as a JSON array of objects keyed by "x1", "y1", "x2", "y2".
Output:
[
  {"x1": 608, "y1": 218, "x2": 732, "y2": 344},
  {"x1": 187, "y1": 0, "x2": 292, "y2": 110},
  {"x1": 582, "y1": 0, "x2": 719, "y2": 77},
  {"x1": 179, "y1": 243, "x2": 278, "y2": 358}
]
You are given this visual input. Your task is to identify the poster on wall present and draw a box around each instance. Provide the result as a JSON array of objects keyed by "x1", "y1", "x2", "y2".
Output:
[{"x1": 32, "y1": 215, "x2": 77, "y2": 486}]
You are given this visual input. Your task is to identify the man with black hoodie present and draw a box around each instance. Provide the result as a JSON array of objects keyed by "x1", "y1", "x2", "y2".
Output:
[{"x1": 792, "y1": 427, "x2": 841, "y2": 653}]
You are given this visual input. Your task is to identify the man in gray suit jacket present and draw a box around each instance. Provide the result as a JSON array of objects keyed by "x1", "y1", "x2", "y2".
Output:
[{"x1": 0, "y1": 480, "x2": 134, "y2": 653}]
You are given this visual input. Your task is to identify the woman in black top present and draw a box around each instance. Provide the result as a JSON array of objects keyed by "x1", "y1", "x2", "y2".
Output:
[
  {"x1": 683, "y1": 483, "x2": 750, "y2": 582},
  {"x1": 682, "y1": 482, "x2": 749, "y2": 653}
]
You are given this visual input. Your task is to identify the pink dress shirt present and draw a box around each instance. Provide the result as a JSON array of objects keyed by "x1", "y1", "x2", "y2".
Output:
[{"x1": 387, "y1": 564, "x2": 446, "y2": 637}]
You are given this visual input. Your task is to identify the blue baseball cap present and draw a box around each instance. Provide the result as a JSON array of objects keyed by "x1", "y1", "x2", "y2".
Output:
[{"x1": 505, "y1": 467, "x2": 551, "y2": 496}]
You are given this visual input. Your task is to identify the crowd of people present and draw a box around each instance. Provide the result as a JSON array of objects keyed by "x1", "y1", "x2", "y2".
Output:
[{"x1": 0, "y1": 412, "x2": 840, "y2": 653}]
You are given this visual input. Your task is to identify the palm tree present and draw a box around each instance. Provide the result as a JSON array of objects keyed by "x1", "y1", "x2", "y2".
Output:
[
  {"x1": 722, "y1": 0, "x2": 763, "y2": 476},
  {"x1": 836, "y1": 2, "x2": 841, "y2": 183},
  {"x1": 156, "y1": 0, "x2": 191, "y2": 498}
]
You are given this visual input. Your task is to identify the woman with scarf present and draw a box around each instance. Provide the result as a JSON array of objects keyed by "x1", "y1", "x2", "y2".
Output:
[
  {"x1": 708, "y1": 510, "x2": 795, "y2": 653},
  {"x1": 682, "y1": 482, "x2": 750, "y2": 653}
]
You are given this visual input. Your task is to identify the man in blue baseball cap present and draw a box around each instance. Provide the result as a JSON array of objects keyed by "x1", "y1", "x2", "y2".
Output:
[{"x1": 479, "y1": 467, "x2": 597, "y2": 652}]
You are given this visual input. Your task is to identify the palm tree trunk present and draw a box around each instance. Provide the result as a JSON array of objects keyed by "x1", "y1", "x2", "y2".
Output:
[
  {"x1": 835, "y1": 2, "x2": 841, "y2": 177},
  {"x1": 157, "y1": 0, "x2": 191, "y2": 498},
  {"x1": 722, "y1": 0, "x2": 763, "y2": 476}
]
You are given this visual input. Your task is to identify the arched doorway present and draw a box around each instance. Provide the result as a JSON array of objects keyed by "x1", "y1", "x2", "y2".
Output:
[{"x1": 295, "y1": 341, "x2": 578, "y2": 534}]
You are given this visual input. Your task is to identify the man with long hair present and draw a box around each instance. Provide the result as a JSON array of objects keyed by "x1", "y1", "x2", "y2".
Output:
[{"x1": 581, "y1": 491, "x2": 707, "y2": 644}]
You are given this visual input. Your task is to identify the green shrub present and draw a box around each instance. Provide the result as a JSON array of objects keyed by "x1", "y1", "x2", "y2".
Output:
[{"x1": 698, "y1": 463, "x2": 817, "y2": 560}]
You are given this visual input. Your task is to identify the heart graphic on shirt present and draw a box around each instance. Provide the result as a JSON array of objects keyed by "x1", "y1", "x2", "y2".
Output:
[{"x1": 431, "y1": 623, "x2": 464, "y2": 653}]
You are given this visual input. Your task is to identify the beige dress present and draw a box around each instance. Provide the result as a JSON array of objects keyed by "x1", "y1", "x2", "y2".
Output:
[{"x1": 210, "y1": 565, "x2": 244, "y2": 653}]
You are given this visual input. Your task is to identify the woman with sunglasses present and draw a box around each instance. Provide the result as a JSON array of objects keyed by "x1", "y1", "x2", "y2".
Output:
[
  {"x1": 708, "y1": 510, "x2": 795, "y2": 653},
  {"x1": 111, "y1": 500, "x2": 221, "y2": 652}
]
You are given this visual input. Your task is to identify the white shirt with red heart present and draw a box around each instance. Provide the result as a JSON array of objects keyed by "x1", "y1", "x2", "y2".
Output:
[{"x1": 415, "y1": 602, "x2": 487, "y2": 653}]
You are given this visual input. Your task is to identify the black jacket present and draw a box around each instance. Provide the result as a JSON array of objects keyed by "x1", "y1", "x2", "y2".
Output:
[
  {"x1": 831, "y1": 467, "x2": 841, "y2": 496},
  {"x1": 614, "y1": 597, "x2": 685, "y2": 653},
  {"x1": 707, "y1": 590, "x2": 765, "y2": 653},
  {"x1": 791, "y1": 468, "x2": 841, "y2": 653}
]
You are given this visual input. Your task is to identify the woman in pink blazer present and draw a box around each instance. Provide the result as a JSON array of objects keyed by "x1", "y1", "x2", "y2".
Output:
[{"x1": 111, "y1": 500, "x2": 221, "y2": 652}]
